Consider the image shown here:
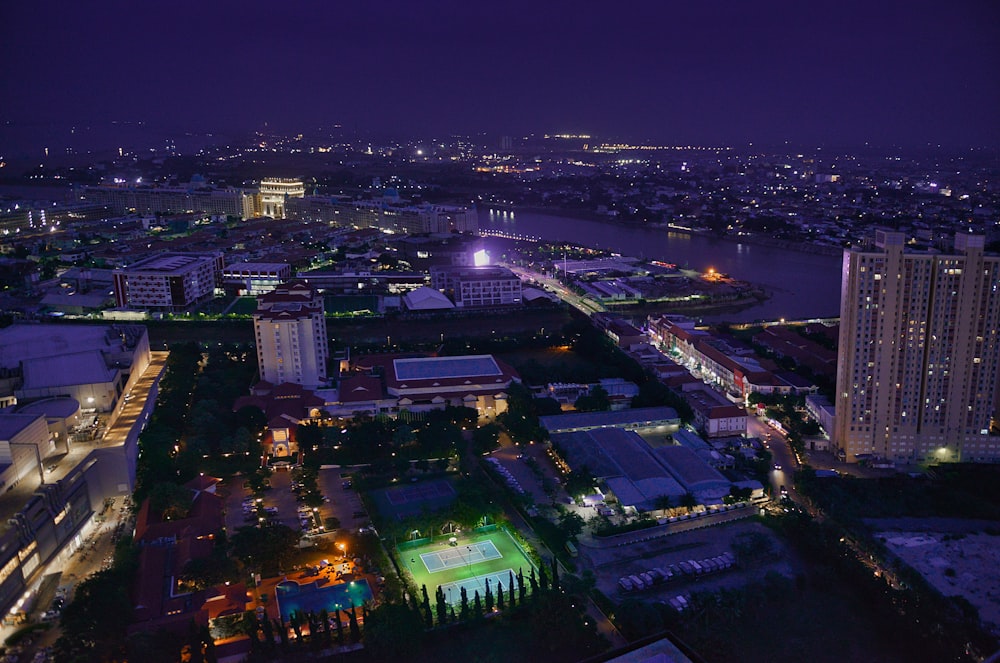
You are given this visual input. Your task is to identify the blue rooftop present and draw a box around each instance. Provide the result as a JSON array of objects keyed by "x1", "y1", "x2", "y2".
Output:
[{"x1": 394, "y1": 355, "x2": 501, "y2": 381}]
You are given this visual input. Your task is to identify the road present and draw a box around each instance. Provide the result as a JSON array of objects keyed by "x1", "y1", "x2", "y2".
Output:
[
  {"x1": 745, "y1": 415, "x2": 799, "y2": 502},
  {"x1": 503, "y1": 264, "x2": 606, "y2": 316}
]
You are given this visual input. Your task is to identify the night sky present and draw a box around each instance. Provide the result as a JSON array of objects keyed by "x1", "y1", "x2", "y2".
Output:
[{"x1": 2, "y1": 0, "x2": 999, "y2": 149}]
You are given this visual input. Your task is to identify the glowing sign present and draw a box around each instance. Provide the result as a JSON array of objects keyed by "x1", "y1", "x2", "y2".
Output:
[{"x1": 473, "y1": 249, "x2": 489, "y2": 266}]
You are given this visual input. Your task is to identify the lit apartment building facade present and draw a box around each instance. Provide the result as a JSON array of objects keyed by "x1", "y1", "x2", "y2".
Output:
[
  {"x1": 285, "y1": 197, "x2": 479, "y2": 234},
  {"x1": 834, "y1": 231, "x2": 1000, "y2": 463},
  {"x1": 79, "y1": 184, "x2": 256, "y2": 219},
  {"x1": 253, "y1": 280, "x2": 328, "y2": 389},
  {"x1": 258, "y1": 178, "x2": 305, "y2": 219},
  {"x1": 430, "y1": 265, "x2": 522, "y2": 308},
  {"x1": 113, "y1": 252, "x2": 223, "y2": 312}
]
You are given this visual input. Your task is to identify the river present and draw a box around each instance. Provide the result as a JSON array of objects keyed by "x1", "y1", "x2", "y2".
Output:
[{"x1": 479, "y1": 207, "x2": 843, "y2": 323}]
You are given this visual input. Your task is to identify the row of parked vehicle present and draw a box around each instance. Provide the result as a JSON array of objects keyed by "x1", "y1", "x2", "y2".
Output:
[
  {"x1": 486, "y1": 457, "x2": 525, "y2": 494},
  {"x1": 618, "y1": 552, "x2": 737, "y2": 592}
]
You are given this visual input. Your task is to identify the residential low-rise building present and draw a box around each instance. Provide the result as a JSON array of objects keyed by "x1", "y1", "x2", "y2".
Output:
[
  {"x1": 679, "y1": 385, "x2": 747, "y2": 438},
  {"x1": 430, "y1": 265, "x2": 522, "y2": 308},
  {"x1": 222, "y1": 262, "x2": 292, "y2": 296},
  {"x1": 113, "y1": 252, "x2": 224, "y2": 312}
]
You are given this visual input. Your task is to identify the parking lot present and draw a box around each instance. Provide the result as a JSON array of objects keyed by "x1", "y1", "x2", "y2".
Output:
[
  {"x1": 584, "y1": 519, "x2": 797, "y2": 601},
  {"x1": 318, "y1": 467, "x2": 367, "y2": 532}
]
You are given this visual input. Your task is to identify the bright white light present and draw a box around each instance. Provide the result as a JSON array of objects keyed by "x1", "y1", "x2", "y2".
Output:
[{"x1": 473, "y1": 249, "x2": 490, "y2": 266}]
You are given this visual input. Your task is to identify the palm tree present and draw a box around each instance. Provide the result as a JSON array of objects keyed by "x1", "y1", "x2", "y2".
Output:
[
  {"x1": 680, "y1": 492, "x2": 698, "y2": 513},
  {"x1": 655, "y1": 494, "x2": 673, "y2": 517}
]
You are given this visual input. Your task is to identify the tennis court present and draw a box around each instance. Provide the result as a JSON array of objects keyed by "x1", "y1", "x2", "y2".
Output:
[
  {"x1": 371, "y1": 478, "x2": 458, "y2": 520},
  {"x1": 387, "y1": 481, "x2": 456, "y2": 505},
  {"x1": 399, "y1": 526, "x2": 535, "y2": 606},
  {"x1": 438, "y1": 568, "x2": 516, "y2": 604},
  {"x1": 420, "y1": 540, "x2": 502, "y2": 573}
]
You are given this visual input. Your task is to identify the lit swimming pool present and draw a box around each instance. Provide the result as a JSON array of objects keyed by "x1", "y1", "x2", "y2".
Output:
[{"x1": 275, "y1": 579, "x2": 373, "y2": 622}]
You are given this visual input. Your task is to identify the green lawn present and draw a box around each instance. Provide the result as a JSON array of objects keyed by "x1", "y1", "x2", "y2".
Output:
[{"x1": 399, "y1": 527, "x2": 534, "y2": 604}]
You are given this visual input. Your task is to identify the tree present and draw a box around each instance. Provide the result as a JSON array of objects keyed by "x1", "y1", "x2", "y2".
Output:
[
  {"x1": 392, "y1": 424, "x2": 415, "y2": 447},
  {"x1": 297, "y1": 422, "x2": 324, "y2": 451},
  {"x1": 655, "y1": 494, "x2": 673, "y2": 516},
  {"x1": 56, "y1": 563, "x2": 135, "y2": 661},
  {"x1": 615, "y1": 598, "x2": 664, "y2": 640},
  {"x1": 420, "y1": 584, "x2": 433, "y2": 627},
  {"x1": 485, "y1": 578, "x2": 494, "y2": 612},
  {"x1": 230, "y1": 524, "x2": 301, "y2": 575},
  {"x1": 333, "y1": 609, "x2": 344, "y2": 644},
  {"x1": 435, "y1": 586, "x2": 447, "y2": 624},
  {"x1": 148, "y1": 481, "x2": 194, "y2": 520},
  {"x1": 348, "y1": 605, "x2": 360, "y2": 643},
  {"x1": 363, "y1": 602, "x2": 425, "y2": 659},
  {"x1": 564, "y1": 467, "x2": 596, "y2": 500},
  {"x1": 558, "y1": 510, "x2": 585, "y2": 539},
  {"x1": 289, "y1": 611, "x2": 303, "y2": 646},
  {"x1": 574, "y1": 385, "x2": 611, "y2": 412},
  {"x1": 460, "y1": 586, "x2": 469, "y2": 621},
  {"x1": 319, "y1": 608, "x2": 332, "y2": 647},
  {"x1": 497, "y1": 583, "x2": 505, "y2": 611},
  {"x1": 180, "y1": 554, "x2": 238, "y2": 591},
  {"x1": 473, "y1": 590, "x2": 483, "y2": 618},
  {"x1": 680, "y1": 491, "x2": 698, "y2": 513},
  {"x1": 472, "y1": 423, "x2": 502, "y2": 455}
]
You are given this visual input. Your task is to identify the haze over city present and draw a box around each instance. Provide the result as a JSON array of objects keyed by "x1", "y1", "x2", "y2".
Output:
[{"x1": 3, "y1": 0, "x2": 1000, "y2": 157}]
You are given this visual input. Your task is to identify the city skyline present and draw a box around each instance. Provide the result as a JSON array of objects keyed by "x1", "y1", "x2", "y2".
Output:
[{"x1": 2, "y1": 1, "x2": 1000, "y2": 155}]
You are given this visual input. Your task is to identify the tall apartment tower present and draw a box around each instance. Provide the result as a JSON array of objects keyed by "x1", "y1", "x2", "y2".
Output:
[
  {"x1": 253, "y1": 280, "x2": 328, "y2": 389},
  {"x1": 834, "y1": 230, "x2": 1000, "y2": 464}
]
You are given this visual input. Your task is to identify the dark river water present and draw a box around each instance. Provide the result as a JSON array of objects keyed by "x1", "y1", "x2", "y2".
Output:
[{"x1": 480, "y1": 207, "x2": 843, "y2": 323}]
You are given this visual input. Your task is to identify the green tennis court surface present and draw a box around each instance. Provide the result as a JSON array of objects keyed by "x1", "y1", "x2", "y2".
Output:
[{"x1": 399, "y1": 527, "x2": 534, "y2": 605}]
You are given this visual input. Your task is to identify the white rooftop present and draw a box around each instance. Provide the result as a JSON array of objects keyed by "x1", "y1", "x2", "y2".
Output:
[{"x1": 0, "y1": 325, "x2": 116, "y2": 369}]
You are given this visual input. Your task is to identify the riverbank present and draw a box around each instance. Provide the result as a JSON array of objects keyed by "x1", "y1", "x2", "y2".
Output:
[{"x1": 497, "y1": 205, "x2": 844, "y2": 257}]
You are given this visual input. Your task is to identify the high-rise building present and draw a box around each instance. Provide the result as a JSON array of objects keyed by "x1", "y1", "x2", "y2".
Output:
[
  {"x1": 253, "y1": 280, "x2": 328, "y2": 389},
  {"x1": 834, "y1": 230, "x2": 1000, "y2": 464}
]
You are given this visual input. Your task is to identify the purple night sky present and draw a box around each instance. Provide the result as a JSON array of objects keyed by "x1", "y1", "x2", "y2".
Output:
[{"x1": 2, "y1": 0, "x2": 999, "y2": 149}]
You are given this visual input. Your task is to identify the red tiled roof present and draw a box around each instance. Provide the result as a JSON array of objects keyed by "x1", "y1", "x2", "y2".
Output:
[{"x1": 338, "y1": 374, "x2": 385, "y2": 403}]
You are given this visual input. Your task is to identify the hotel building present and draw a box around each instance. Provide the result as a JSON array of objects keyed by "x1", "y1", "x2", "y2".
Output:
[{"x1": 253, "y1": 280, "x2": 328, "y2": 389}]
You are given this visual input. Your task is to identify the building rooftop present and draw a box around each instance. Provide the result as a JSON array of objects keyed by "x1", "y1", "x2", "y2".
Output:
[
  {"x1": 654, "y1": 445, "x2": 730, "y2": 492},
  {"x1": 539, "y1": 406, "x2": 680, "y2": 433},
  {"x1": 22, "y1": 350, "x2": 114, "y2": 390},
  {"x1": 15, "y1": 397, "x2": 80, "y2": 419},
  {"x1": 223, "y1": 262, "x2": 291, "y2": 273},
  {"x1": 121, "y1": 252, "x2": 217, "y2": 273},
  {"x1": 0, "y1": 324, "x2": 125, "y2": 368},
  {"x1": 554, "y1": 428, "x2": 686, "y2": 509},
  {"x1": 393, "y1": 355, "x2": 501, "y2": 381},
  {"x1": 402, "y1": 286, "x2": 455, "y2": 310},
  {"x1": 0, "y1": 413, "x2": 43, "y2": 441}
]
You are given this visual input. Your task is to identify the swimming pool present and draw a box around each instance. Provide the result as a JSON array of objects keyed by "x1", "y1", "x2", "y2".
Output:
[{"x1": 275, "y1": 579, "x2": 373, "y2": 622}]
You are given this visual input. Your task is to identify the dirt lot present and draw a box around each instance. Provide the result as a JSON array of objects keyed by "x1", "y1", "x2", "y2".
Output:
[
  {"x1": 581, "y1": 519, "x2": 798, "y2": 602},
  {"x1": 877, "y1": 525, "x2": 1000, "y2": 635}
]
